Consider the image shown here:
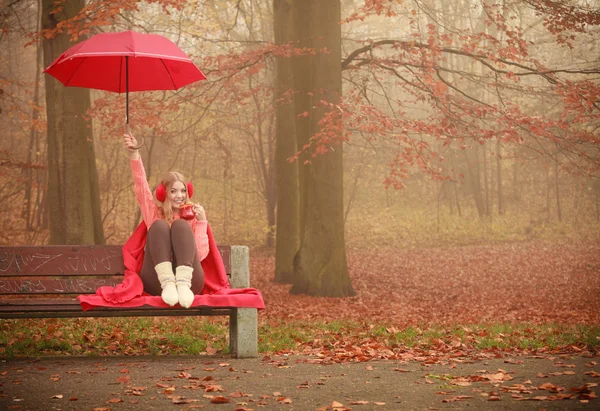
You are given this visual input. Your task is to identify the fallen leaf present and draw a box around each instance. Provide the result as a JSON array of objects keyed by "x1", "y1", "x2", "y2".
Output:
[
  {"x1": 210, "y1": 396, "x2": 231, "y2": 404},
  {"x1": 482, "y1": 372, "x2": 513, "y2": 382},
  {"x1": 442, "y1": 396, "x2": 473, "y2": 403},
  {"x1": 117, "y1": 375, "x2": 131, "y2": 384}
]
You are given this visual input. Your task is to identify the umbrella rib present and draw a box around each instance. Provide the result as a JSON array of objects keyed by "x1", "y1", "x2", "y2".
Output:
[
  {"x1": 64, "y1": 57, "x2": 88, "y2": 87},
  {"x1": 159, "y1": 59, "x2": 177, "y2": 89}
]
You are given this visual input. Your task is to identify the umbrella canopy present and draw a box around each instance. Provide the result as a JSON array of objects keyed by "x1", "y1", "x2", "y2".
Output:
[
  {"x1": 44, "y1": 30, "x2": 206, "y2": 134},
  {"x1": 45, "y1": 30, "x2": 206, "y2": 93}
]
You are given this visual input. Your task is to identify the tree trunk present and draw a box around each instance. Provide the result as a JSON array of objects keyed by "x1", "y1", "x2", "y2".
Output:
[
  {"x1": 291, "y1": 0, "x2": 312, "y2": 241},
  {"x1": 273, "y1": 0, "x2": 299, "y2": 284},
  {"x1": 496, "y1": 139, "x2": 504, "y2": 215},
  {"x1": 483, "y1": 143, "x2": 490, "y2": 218},
  {"x1": 462, "y1": 148, "x2": 484, "y2": 218},
  {"x1": 545, "y1": 166, "x2": 551, "y2": 219},
  {"x1": 42, "y1": 0, "x2": 104, "y2": 245},
  {"x1": 290, "y1": 0, "x2": 355, "y2": 297},
  {"x1": 555, "y1": 161, "x2": 562, "y2": 222},
  {"x1": 24, "y1": 10, "x2": 43, "y2": 231}
]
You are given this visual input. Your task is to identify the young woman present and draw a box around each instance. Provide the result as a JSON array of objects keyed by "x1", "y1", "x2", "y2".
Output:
[{"x1": 123, "y1": 132, "x2": 207, "y2": 308}]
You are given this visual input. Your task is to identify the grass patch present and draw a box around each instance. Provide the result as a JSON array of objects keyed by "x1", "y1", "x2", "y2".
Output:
[{"x1": 0, "y1": 319, "x2": 597, "y2": 358}]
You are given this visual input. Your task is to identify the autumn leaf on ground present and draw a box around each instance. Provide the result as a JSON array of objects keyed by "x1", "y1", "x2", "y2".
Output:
[
  {"x1": 277, "y1": 397, "x2": 292, "y2": 404},
  {"x1": 230, "y1": 391, "x2": 252, "y2": 398},
  {"x1": 117, "y1": 375, "x2": 131, "y2": 384},
  {"x1": 328, "y1": 400, "x2": 350, "y2": 410},
  {"x1": 481, "y1": 371, "x2": 513, "y2": 382},
  {"x1": 538, "y1": 382, "x2": 564, "y2": 392},
  {"x1": 442, "y1": 395, "x2": 473, "y2": 403},
  {"x1": 205, "y1": 384, "x2": 225, "y2": 392},
  {"x1": 488, "y1": 392, "x2": 501, "y2": 401},
  {"x1": 210, "y1": 396, "x2": 231, "y2": 404},
  {"x1": 170, "y1": 395, "x2": 198, "y2": 404}
]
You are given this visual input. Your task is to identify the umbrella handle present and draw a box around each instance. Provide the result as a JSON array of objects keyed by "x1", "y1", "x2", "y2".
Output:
[
  {"x1": 125, "y1": 124, "x2": 145, "y2": 150},
  {"x1": 131, "y1": 136, "x2": 145, "y2": 150}
]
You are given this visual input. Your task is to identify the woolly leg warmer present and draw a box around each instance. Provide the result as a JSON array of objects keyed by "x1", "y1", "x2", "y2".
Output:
[
  {"x1": 155, "y1": 262, "x2": 178, "y2": 306},
  {"x1": 175, "y1": 265, "x2": 195, "y2": 308}
]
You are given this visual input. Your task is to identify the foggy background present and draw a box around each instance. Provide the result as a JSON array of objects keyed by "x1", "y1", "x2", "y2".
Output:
[{"x1": 1, "y1": 0, "x2": 598, "y2": 252}]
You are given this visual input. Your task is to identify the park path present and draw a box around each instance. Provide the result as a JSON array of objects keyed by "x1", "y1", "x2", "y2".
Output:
[{"x1": 1, "y1": 353, "x2": 598, "y2": 410}]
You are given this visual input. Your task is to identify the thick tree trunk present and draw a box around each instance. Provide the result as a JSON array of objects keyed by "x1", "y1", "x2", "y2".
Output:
[
  {"x1": 290, "y1": 0, "x2": 355, "y2": 297},
  {"x1": 42, "y1": 0, "x2": 104, "y2": 245},
  {"x1": 273, "y1": 0, "x2": 299, "y2": 284}
]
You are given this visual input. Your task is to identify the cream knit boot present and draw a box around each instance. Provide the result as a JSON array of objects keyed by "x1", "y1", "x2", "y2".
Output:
[
  {"x1": 175, "y1": 266, "x2": 195, "y2": 308},
  {"x1": 155, "y1": 262, "x2": 178, "y2": 306}
]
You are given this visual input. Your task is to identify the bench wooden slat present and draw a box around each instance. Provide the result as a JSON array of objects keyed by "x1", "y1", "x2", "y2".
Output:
[
  {"x1": 0, "y1": 277, "x2": 122, "y2": 295},
  {"x1": 0, "y1": 245, "x2": 231, "y2": 276},
  {"x1": 0, "y1": 298, "x2": 82, "y2": 307},
  {"x1": 0, "y1": 246, "x2": 124, "y2": 276},
  {"x1": 0, "y1": 298, "x2": 234, "y2": 318}
]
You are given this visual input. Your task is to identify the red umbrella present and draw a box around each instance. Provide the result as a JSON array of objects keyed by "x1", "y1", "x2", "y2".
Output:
[{"x1": 44, "y1": 30, "x2": 206, "y2": 134}]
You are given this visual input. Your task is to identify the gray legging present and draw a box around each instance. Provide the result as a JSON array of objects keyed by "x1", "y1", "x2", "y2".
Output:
[{"x1": 139, "y1": 219, "x2": 205, "y2": 296}]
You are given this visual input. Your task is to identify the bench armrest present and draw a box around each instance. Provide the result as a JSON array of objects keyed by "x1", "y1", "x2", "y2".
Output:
[{"x1": 229, "y1": 246, "x2": 250, "y2": 288}]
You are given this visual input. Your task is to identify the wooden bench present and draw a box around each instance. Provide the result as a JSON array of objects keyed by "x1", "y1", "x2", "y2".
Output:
[{"x1": 0, "y1": 245, "x2": 258, "y2": 358}]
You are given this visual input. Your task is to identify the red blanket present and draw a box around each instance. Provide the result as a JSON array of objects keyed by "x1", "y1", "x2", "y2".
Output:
[{"x1": 78, "y1": 222, "x2": 264, "y2": 310}]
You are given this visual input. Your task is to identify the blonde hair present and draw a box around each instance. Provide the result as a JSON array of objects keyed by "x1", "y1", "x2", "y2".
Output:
[{"x1": 157, "y1": 171, "x2": 192, "y2": 224}]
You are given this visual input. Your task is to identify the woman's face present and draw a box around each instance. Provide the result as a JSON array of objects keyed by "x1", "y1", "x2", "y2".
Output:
[{"x1": 170, "y1": 181, "x2": 187, "y2": 210}]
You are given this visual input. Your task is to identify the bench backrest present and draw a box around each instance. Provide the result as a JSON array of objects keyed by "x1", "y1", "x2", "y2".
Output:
[{"x1": 0, "y1": 245, "x2": 231, "y2": 297}]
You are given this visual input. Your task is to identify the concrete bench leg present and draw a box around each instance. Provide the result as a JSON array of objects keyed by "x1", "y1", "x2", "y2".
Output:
[{"x1": 229, "y1": 308, "x2": 258, "y2": 358}]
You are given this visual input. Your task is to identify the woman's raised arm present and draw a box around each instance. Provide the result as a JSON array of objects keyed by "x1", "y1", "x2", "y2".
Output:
[{"x1": 124, "y1": 133, "x2": 157, "y2": 226}]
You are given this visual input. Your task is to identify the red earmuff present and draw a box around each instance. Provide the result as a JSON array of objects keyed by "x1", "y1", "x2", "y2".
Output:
[{"x1": 155, "y1": 182, "x2": 194, "y2": 203}]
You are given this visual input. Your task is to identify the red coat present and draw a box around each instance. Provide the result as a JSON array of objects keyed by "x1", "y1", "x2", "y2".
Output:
[{"x1": 78, "y1": 222, "x2": 264, "y2": 310}]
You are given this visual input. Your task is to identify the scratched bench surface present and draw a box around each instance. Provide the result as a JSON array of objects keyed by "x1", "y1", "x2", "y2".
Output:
[{"x1": 0, "y1": 245, "x2": 231, "y2": 296}]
